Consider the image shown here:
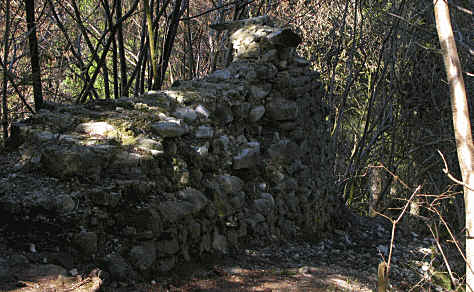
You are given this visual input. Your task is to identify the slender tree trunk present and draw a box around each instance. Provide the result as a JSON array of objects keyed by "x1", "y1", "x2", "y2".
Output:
[
  {"x1": 101, "y1": 2, "x2": 111, "y2": 99},
  {"x1": 434, "y1": 1, "x2": 474, "y2": 291},
  {"x1": 185, "y1": 1, "x2": 195, "y2": 80},
  {"x1": 134, "y1": 13, "x2": 147, "y2": 96},
  {"x1": 25, "y1": 0, "x2": 43, "y2": 111},
  {"x1": 102, "y1": 0, "x2": 118, "y2": 99},
  {"x1": 113, "y1": 35, "x2": 119, "y2": 99},
  {"x1": 2, "y1": 0, "x2": 11, "y2": 145},
  {"x1": 140, "y1": 51, "x2": 147, "y2": 93},
  {"x1": 157, "y1": 0, "x2": 185, "y2": 89},
  {"x1": 116, "y1": 0, "x2": 128, "y2": 97},
  {"x1": 144, "y1": 0, "x2": 159, "y2": 89},
  {"x1": 368, "y1": 166, "x2": 382, "y2": 217}
]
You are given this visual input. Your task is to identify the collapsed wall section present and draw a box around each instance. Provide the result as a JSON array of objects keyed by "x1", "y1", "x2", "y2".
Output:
[{"x1": 3, "y1": 17, "x2": 345, "y2": 280}]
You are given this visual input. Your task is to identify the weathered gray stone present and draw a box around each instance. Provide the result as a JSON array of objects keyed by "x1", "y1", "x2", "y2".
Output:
[
  {"x1": 115, "y1": 96, "x2": 135, "y2": 108},
  {"x1": 136, "y1": 137, "x2": 163, "y2": 152},
  {"x1": 267, "y1": 98, "x2": 299, "y2": 121},
  {"x1": 260, "y1": 193, "x2": 275, "y2": 205},
  {"x1": 157, "y1": 237, "x2": 180, "y2": 255},
  {"x1": 125, "y1": 207, "x2": 163, "y2": 236},
  {"x1": 212, "y1": 230, "x2": 228, "y2": 254},
  {"x1": 155, "y1": 256, "x2": 176, "y2": 273},
  {"x1": 274, "y1": 71, "x2": 290, "y2": 89},
  {"x1": 268, "y1": 139, "x2": 300, "y2": 163},
  {"x1": 267, "y1": 28, "x2": 302, "y2": 48},
  {"x1": 0, "y1": 257, "x2": 10, "y2": 280},
  {"x1": 73, "y1": 231, "x2": 98, "y2": 256},
  {"x1": 188, "y1": 221, "x2": 201, "y2": 240},
  {"x1": 9, "y1": 254, "x2": 29, "y2": 266},
  {"x1": 232, "y1": 102, "x2": 251, "y2": 120},
  {"x1": 254, "y1": 197, "x2": 274, "y2": 216},
  {"x1": 213, "y1": 135, "x2": 230, "y2": 152},
  {"x1": 55, "y1": 194, "x2": 76, "y2": 213},
  {"x1": 195, "y1": 125, "x2": 214, "y2": 138},
  {"x1": 151, "y1": 120, "x2": 189, "y2": 137},
  {"x1": 214, "y1": 105, "x2": 234, "y2": 124},
  {"x1": 76, "y1": 122, "x2": 118, "y2": 139},
  {"x1": 142, "y1": 90, "x2": 171, "y2": 109},
  {"x1": 29, "y1": 130, "x2": 55, "y2": 144},
  {"x1": 290, "y1": 75, "x2": 311, "y2": 87},
  {"x1": 22, "y1": 264, "x2": 68, "y2": 281},
  {"x1": 162, "y1": 89, "x2": 195, "y2": 104},
  {"x1": 233, "y1": 148, "x2": 259, "y2": 169},
  {"x1": 214, "y1": 175, "x2": 244, "y2": 195},
  {"x1": 157, "y1": 201, "x2": 194, "y2": 223},
  {"x1": 229, "y1": 191, "x2": 246, "y2": 209},
  {"x1": 195, "y1": 104, "x2": 210, "y2": 118},
  {"x1": 249, "y1": 84, "x2": 272, "y2": 100},
  {"x1": 278, "y1": 121, "x2": 298, "y2": 131},
  {"x1": 276, "y1": 177, "x2": 298, "y2": 193},
  {"x1": 260, "y1": 49, "x2": 279, "y2": 63},
  {"x1": 103, "y1": 254, "x2": 135, "y2": 281},
  {"x1": 173, "y1": 107, "x2": 198, "y2": 122},
  {"x1": 193, "y1": 143, "x2": 209, "y2": 157},
  {"x1": 244, "y1": 213, "x2": 266, "y2": 231},
  {"x1": 108, "y1": 151, "x2": 142, "y2": 175},
  {"x1": 249, "y1": 105, "x2": 265, "y2": 122},
  {"x1": 176, "y1": 188, "x2": 209, "y2": 213},
  {"x1": 129, "y1": 241, "x2": 156, "y2": 271},
  {"x1": 200, "y1": 232, "x2": 212, "y2": 253},
  {"x1": 207, "y1": 69, "x2": 232, "y2": 81},
  {"x1": 248, "y1": 141, "x2": 261, "y2": 152},
  {"x1": 40, "y1": 144, "x2": 114, "y2": 181},
  {"x1": 292, "y1": 56, "x2": 311, "y2": 66}
]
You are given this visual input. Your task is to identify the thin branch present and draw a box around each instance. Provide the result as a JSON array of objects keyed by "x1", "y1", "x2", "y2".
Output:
[
  {"x1": 0, "y1": 57, "x2": 36, "y2": 115},
  {"x1": 181, "y1": 0, "x2": 255, "y2": 21},
  {"x1": 376, "y1": 185, "x2": 422, "y2": 275},
  {"x1": 438, "y1": 150, "x2": 474, "y2": 191}
]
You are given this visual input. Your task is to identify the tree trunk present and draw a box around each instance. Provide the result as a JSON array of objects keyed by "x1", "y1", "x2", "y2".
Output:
[
  {"x1": 433, "y1": 1, "x2": 474, "y2": 291},
  {"x1": 102, "y1": 0, "x2": 117, "y2": 99},
  {"x1": 157, "y1": 0, "x2": 185, "y2": 89},
  {"x1": 113, "y1": 35, "x2": 119, "y2": 99},
  {"x1": 25, "y1": 0, "x2": 43, "y2": 111},
  {"x1": 369, "y1": 166, "x2": 382, "y2": 217},
  {"x1": 116, "y1": 0, "x2": 128, "y2": 97},
  {"x1": 2, "y1": 0, "x2": 11, "y2": 145},
  {"x1": 134, "y1": 13, "x2": 147, "y2": 96},
  {"x1": 144, "y1": 0, "x2": 159, "y2": 90}
]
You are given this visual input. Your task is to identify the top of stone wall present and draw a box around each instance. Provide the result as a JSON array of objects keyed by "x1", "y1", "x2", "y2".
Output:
[{"x1": 211, "y1": 16, "x2": 302, "y2": 62}]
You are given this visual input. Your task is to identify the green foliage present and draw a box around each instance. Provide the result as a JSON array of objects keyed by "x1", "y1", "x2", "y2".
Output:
[
  {"x1": 62, "y1": 61, "x2": 107, "y2": 100},
  {"x1": 432, "y1": 272, "x2": 452, "y2": 290}
]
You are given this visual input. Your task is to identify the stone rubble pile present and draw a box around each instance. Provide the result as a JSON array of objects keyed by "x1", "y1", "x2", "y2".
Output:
[{"x1": 2, "y1": 17, "x2": 344, "y2": 281}]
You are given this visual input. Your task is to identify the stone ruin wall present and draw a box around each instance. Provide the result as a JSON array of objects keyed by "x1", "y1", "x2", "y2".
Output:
[{"x1": 3, "y1": 17, "x2": 344, "y2": 280}]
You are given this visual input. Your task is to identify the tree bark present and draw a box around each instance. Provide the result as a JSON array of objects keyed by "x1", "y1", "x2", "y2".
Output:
[
  {"x1": 144, "y1": 0, "x2": 159, "y2": 89},
  {"x1": 433, "y1": 1, "x2": 474, "y2": 291},
  {"x1": 102, "y1": 0, "x2": 117, "y2": 99},
  {"x1": 25, "y1": 0, "x2": 43, "y2": 111},
  {"x1": 157, "y1": 0, "x2": 185, "y2": 89},
  {"x1": 116, "y1": 0, "x2": 128, "y2": 97},
  {"x1": 2, "y1": 0, "x2": 11, "y2": 145}
]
